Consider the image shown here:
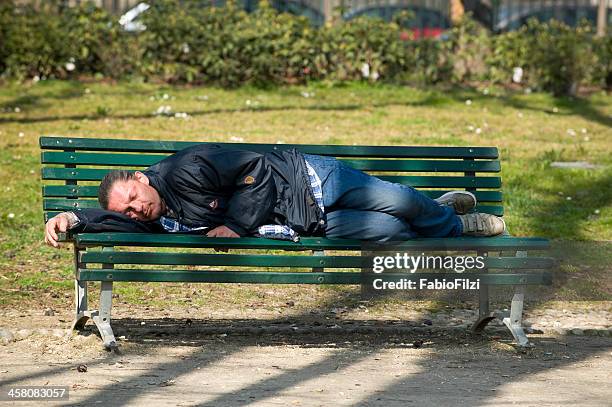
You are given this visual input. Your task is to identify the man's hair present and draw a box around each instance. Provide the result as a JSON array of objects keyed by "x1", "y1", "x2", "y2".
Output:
[{"x1": 98, "y1": 170, "x2": 135, "y2": 210}]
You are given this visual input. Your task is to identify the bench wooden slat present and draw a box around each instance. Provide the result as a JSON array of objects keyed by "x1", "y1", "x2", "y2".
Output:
[
  {"x1": 42, "y1": 186, "x2": 504, "y2": 202},
  {"x1": 41, "y1": 168, "x2": 501, "y2": 188},
  {"x1": 378, "y1": 176, "x2": 501, "y2": 188},
  {"x1": 342, "y1": 159, "x2": 500, "y2": 172},
  {"x1": 40, "y1": 137, "x2": 499, "y2": 158},
  {"x1": 41, "y1": 152, "x2": 168, "y2": 166},
  {"x1": 79, "y1": 270, "x2": 362, "y2": 284},
  {"x1": 81, "y1": 252, "x2": 365, "y2": 268},
  {"x1": 74, "y1": 233, "x2": 550, "y2": 250},
  {"x1": 78, "y1": 269, "x2": 552, "y2": 285},
  {"x1": 80, "y1": 251, "x2": 554, "y2": 269},
  {"x1": 42, "y1": 152, "x2": 501, "y2": 173},
  {"x1": 44, "y1": 199, "x2": 100, "y2": 210},
  {"x1": 43, "y1": 186, "x2": 101, "y2": 198}
]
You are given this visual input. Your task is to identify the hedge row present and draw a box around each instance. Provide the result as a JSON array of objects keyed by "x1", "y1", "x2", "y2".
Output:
[{"x1": 1, "y1": 0, "x2": 610, "y2": 94}]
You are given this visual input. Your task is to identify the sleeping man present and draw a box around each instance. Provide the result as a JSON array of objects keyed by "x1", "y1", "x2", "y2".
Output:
[{"x1": 45, "y1": 144, "x2": 505, "y2": 247}]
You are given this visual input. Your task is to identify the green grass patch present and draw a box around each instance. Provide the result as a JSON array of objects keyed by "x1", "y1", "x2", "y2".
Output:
[{"x1": 0, "y1": 80, "x2": 610, "y2": 306}]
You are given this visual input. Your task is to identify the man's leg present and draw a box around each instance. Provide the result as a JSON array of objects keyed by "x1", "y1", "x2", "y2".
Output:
[
  {"x1": 304, "y1": 154, "x2": 462, "y2": 238},
  {"x1": 325, "y1": 209, "x2": 417, "y2": 241}
]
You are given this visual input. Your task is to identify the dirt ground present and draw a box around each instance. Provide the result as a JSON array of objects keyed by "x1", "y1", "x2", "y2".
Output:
[{"x1": 0, "y1": 303, "x2": 611, "y2": 407}]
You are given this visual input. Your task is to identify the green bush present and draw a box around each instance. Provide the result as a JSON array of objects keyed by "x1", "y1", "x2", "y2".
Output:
[
  {"x1": 2, "y1": 2, "x2": 71, "y2": 80},
  {"x1": 62, "y1": 3, "x2": 133, "y2": 78},
  {"x1": 313, "y1": 16, "x2": 411, "y2": 82},
  {"x1": 139, "y1": 0, "x2": 413, "y2": 86},
  {"x1": 488, "y1": 28, "x2": 531, "y2": 85},
  {"x1": 403, "y1": 38, "x2": 452, "y2": 85},
  {"x1": 139, "y1": 0, "x2": 316, "y2": 86},
  {"x1": 0, "y1": 1, "x2": 131, "y2": 80},
  {"x1": 0, "y1": 0, "x2": 609, "y2": 94},
  {"x1": 446, "y1": 15, "x2": 491, "y2": 83},
  {"x1": 490, "y1": 19, "x2": 596, "y2": 95},
  {"x1": 522, "y1": 20, "x2": 594, "y2": 96},
  {"x1": 0, "y1": 2, "x2": 12, "y2": 74}
]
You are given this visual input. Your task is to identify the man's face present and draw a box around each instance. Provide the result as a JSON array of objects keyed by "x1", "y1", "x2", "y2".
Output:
[{"x1": 107, "y1": 172, "x2": 165, "y2": 221}]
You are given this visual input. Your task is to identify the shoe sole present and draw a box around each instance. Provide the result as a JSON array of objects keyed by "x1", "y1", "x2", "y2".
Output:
[
  {"x1": 498, "y1": 217, "x2": 507, "y2": 236},
  {"x1": 435, "y1": 191, "x2": 477, "y2": 215}
]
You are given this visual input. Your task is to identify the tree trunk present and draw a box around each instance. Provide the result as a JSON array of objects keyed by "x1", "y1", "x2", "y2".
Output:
[
  {"x1": 597, "y1": 0, "x2": 607, "y2": 37},
  {"x1": 451, "y1": 0, "x2": 465, "y2": 25}
]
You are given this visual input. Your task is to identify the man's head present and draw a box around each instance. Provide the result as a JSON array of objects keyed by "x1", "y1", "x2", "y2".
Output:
[{"x1": 98, "y1": 170, "x2": 165, "y2": 221}]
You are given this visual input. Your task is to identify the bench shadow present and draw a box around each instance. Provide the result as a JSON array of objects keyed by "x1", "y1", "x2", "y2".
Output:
[
  {"x1": 1, "y1": 300, "x2": 609, "y2": 406},
  {"x1": 75, "y1": 317, "x2": 611, "y2": 406},
  {"x1": 499, "y1": 93, "x2": 612, "y2": 129},
  {"x1": 356, "y1": 333, "x2": 611, "y2": 406},
  {"x1": 0, "y1": 82, "x2": 87, "y2": 111},
  {"x1": 3, "y1": 86, "x2": 609, "y2": 129},
  {"x1": 0, "y1": 104, "x2": 364, "y2": 125}
]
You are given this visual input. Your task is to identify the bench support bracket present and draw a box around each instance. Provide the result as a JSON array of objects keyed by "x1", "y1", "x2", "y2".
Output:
[
  {"x1": 503, "y1": 284, "x2": 531, "y2": 347},
  {"x1": 471, "y1": 250, "x2": 533, "y2": 347},
  {"x1": 72, "y1": 278, "x2": 89, "y2": 330},
  {"x1": 471, "y1": 251, "x2": 497, "y2": 332},
  {"x1": 92, "y1": 281, "x2": 117, "y2": 350},
  {"x1": 71, "y1": 282, "x2": 117, "y2": 350},
  {"x1": 72, "y1": 245, "x2": 90, "y2": 331},
  {"x1": 71, "y1": 247, "x2": 118, "y2": 350}
]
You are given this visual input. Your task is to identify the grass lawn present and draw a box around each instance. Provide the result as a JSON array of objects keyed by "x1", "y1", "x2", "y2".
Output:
[{"x1": 0, "y1": 80, "x2": 610, "y2": 309}]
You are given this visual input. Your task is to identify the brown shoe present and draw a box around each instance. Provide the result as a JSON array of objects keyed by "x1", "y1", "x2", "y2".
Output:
[{"x1": 435, "y1": 191, "x2": 477, "y2": 214}]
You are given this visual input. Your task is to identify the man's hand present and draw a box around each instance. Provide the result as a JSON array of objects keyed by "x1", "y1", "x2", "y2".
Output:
[
  {"x1": 44, "y1": 213, "x2": 71, "y2": 248},
  {"x1": 206, "y1": 225, "x2": 240, "y2": 238},
  {"x1": 206, "y1": 225, "x2": 239, "y2": 252}
]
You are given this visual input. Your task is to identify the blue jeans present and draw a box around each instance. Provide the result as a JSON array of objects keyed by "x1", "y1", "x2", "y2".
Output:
[{"x1": 303, "y1": 154, "x2": 463, "y2": 241}]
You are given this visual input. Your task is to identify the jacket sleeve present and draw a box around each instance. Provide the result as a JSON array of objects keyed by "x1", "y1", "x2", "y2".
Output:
[{"x1": 171, "y1": 145, "x2": 277, "y2": 236}]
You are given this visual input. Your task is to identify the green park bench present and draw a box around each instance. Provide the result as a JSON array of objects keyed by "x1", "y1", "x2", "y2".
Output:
[{"x1": 40, "y1": 136, "x2": 553, "y2": 350}]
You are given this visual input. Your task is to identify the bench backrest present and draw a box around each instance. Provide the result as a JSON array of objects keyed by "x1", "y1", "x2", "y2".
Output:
[
  {"x1": 38, "y1": 137, "x2": 556, "y2": 287},
  {"x1": 40, "y1": 136, "x2": 503, "y2": 222}
]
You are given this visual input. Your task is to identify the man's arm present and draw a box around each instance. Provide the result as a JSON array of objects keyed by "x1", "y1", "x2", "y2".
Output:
[
  {"x1": 171, "y1": 146, "x2": 277, "y2": 236},
  {"x1": 222, "y1": 152, "x2": 276, "y2": 236},
  {"x1": 206, "y1": 225, "x2": 240, "y2": 238},
  {"x1": 44, "y1": 209, "x2": 164, "y2": 248}
]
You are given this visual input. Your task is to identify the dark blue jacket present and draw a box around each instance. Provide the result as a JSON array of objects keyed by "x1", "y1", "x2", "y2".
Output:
[{"x1": 72, "y1": 145, "x2": 324, "y2": 236}]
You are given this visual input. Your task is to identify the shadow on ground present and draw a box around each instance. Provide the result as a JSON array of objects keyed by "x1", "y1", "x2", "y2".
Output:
[
  {"x1": 1, "y1": 299, "x2": 610, "y2": 406},
  {"x1": 2, "y1": 86, "x2": 610, "y2": 130}
]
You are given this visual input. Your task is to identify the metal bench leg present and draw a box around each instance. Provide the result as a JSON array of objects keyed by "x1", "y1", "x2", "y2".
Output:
[
  {"x1": 471, "y1": 251, "x2": 496, "y2": 332},
  {"x1": 91, "y1": 281, "x2": 118, "y2": 350},
  {"x1": 71, "y1": 278, "x2": 90, "y2": 330},
  {"x1": 503, "y1": 284, "x2": 531, "y2": 347},
  {"x1": 71, "y1": 246, "x2": 91, "y2": 331},
  {"x1": 471, "y1": 282, "x2": 497, "y2": 332},
  {"x1": 502, "y1": 250, "x2": 532, "y2": 347}
]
